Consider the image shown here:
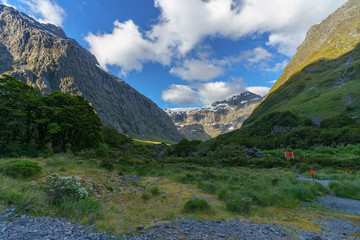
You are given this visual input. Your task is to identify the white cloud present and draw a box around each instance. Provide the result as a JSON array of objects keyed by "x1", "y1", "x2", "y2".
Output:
[
  {"x1": 1, "y1": 0, "x2": 14, "y2": 7},
  {"x1": 268, "y1": 80, "x2": 277, "y2": 83},
  {"x1": 161, "y1": 84, "x2": 198, "y2": 106},
  {"x1": 246, "y1": 86, "x2": 271, "y2": 97},
  {"x1": 196, "y1": 81, "x2": 245, "y2": 104},
  {"x1": 248, "y1": 47, "x2": 273, "y2": 64},
  {"x1": 162, "y1": 80, "x2": 247, "y2": 106},
  {"x1": 20, "y1": 0, "x2": 66, "y2": 27},
  {"x1": 85, "y1": 20, "x2": 158, "y2": 74},
  {"x1": 170, "y1": 59, "x2": 224, "y2": 82},
  {"x1": 86, "y1": 0, "x2": 346, "y2": 73}
]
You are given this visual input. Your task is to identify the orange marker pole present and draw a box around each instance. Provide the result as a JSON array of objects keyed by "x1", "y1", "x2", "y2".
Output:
[{"x1": 310, "y1": 170, "x2": 315, "y2": 181}]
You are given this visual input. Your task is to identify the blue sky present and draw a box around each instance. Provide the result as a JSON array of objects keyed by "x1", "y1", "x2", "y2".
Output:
[{"x1": 2, "y1": 0, "x2": 347, "y2": 108}]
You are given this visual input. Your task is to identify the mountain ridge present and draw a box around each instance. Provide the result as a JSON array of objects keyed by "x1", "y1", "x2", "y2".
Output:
[
  {"x1": 0, "y1": 4, "x2": 181, "y2": 142},
  {"x1": 245, "y1": 0, "x2": 360, "y2": 125},
  {"x1": 165, "y1": 91, "x2": 262, "y2": 140}
]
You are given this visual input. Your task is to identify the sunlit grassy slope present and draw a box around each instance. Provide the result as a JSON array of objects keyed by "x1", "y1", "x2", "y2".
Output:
[{"x1": 245, "y1": 1, "x2": 360, "y2": 124}]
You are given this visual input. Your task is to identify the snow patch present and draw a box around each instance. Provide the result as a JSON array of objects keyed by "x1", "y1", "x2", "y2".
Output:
[{"x1": 20, "y1": 12, "x2": 35, "y2": 24}]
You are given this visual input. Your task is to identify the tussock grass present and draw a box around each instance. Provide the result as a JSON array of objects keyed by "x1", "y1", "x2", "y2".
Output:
[{"x1": 0, "y1": 176, "x2": 47, "y2": 215}]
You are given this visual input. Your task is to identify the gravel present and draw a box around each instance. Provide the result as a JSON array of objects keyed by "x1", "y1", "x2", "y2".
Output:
[
  {"x1": 0, "y1": 208, "x2": 115, "y2": 240},
  {"x1": 1, "y1": 209, "x2": 360, "y2": 240},
  {"x1": 126, "y1": 217, "x2": 360, "y2": 240},
  {"x1": 303, "y1": 196, "x2": 360, "y2": 216},
  {"x1": 125, "y1": 218, "x2": 291, "y2": 240}
]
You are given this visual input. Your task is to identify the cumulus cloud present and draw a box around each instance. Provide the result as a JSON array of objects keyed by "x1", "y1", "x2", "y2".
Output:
[
  {"x1": 19, "y1": 0, "x2": 66, "y2": 27},
  {"x1": 86, "y1": 0, "x2": 346, "y2": 73},
  {"x1": 162, "y1": 79, "x2": 249, "y2": 106},
  {"x1": 170, "y1": 59, "x2": 224, "y2": 82},
  {"x1": 85, "y1": 20, "x2": 157, "y2": 74},
  {"x1": 246, "y1": 86, "x2": 271, "y2": 97},
  {"x1": 247, "y1": 47, "x2": 273, "y2": 65},
  {"x1": 196, "y1": 81, "x2": 246, "y2": 104},
  {"x1": 161, "y1": 84, "x2": 198, "y2": 106}
]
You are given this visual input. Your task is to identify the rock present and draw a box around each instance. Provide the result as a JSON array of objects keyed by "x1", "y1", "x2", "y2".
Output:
[
  {"x1": 0, "y1": 4, "x2": 181, "y2": 142},
  {"x1": 165, "y1": 92, "x2": 263, "y2": 140},
  {"x1": 246, "y1": 147, "x2": 266, "y2": 158}
]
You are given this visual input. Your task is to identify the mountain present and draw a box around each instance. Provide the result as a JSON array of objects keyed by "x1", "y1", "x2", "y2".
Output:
[
  {"x1": 245, "y1": 0, "x2": 360, "y2": 125},
  {"x1": 165, "y1": 92, "x2": 262, "y2": 140},
  {"x1": 0, "y1": 5, "x2": 181, "y2": 142}
]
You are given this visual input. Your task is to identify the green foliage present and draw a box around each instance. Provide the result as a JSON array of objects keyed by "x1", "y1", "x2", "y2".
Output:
[
  {"x1": 141, "y1": 192, "x2": 151, "y2": 201},
  {"x1": 168, "y1": 139, "x2": 193, "y2": 157},
  {"x1": 0, "y1": 176, "x2": 47, "y2": 215},
  {"x1": 150, "y1": 186, "x2": 160, "y2": 195},
  {"x1": 0, "y1": 75, "x2": 103, "y2": 156},
  {"x1": 45, "y1": 173, "x2": 88, "y2": 205},
  {"x1": 330, "y1": 180, "x2": 360, "y2": 200},
  {"x1": 55, "y1": 197, "x2": 101, "y2": 223},
  {"x1": 0, "y1": 159, "x2": 42, "y2": 178},
  {"x1": 320, "y1": 114, "x2": 356, "y2": 129},
  {"x1": 183, "y1": 198, "x2": 210, "y2": 213},
  {"x1": 102, "y1": 126, "x2": 132, "y2": 148},
  {"x1": 225, "y1": 195, "x2": 252, "y2": 215}
]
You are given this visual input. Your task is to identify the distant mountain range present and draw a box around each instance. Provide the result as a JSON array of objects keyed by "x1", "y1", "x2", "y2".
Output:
[
  {"x1": 0, "y1": 5, "x2": 181, "y2": 142},
  {"x1": 165, "y1": 92, "x2": 262, "y2": 140}
]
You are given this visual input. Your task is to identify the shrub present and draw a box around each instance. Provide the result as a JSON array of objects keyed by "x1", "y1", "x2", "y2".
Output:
[
  {"x1": 97, "y1": 144, "x2": 110, "y2": 158},
  {"x1": 45, "y1": 173, "x2": 88, "y2": 205},
  {"x1": 150, "y1": 186, "x2": 160, "y2": 195},
  {"x1": 0, "y1": 159, "x2": 42, "y2": 178},
  {"x1": 100, "y1": 158, "x2": 115, "y2": 171},
  {"x1": 0, "y1": 177, "x2": 47, "y2": 215},
  {"x1": 141, "y1": 192, "x2": 151, "y2": 201},
  {"x1": 55, "y1": 197, "x2": 101, "y2": 223},
  {"x1": 183, "y1": 198, "x2": 210, "y2": 213},
  {"x1": 225, "y1": 196, "x2": 252, "y2": 215}
]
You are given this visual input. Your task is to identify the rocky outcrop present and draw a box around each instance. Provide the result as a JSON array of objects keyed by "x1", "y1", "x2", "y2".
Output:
[
  {"x1": 0, "y1": 5, "x2": 181, "y2": 142},
  {"x1": 165, "y1": 92, "x2": 262, "y2": 140}
]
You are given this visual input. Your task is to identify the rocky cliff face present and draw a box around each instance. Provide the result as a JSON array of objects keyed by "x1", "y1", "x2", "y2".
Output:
[
  {"x1": 0, "y1": 5, "x2": 181, "y2": 142},
  {"x1": 245, "y1": 0, "x2": 360, "y2": 125},
  {"x1": 165, "y1": 92, "x2": 262, "y2": 140}
]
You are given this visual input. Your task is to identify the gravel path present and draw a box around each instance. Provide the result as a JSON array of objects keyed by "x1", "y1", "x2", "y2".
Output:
[
  {"x1": 297, "y1": 174, "x2": 332, "y2": 188},
  {"x1": 297, "y1": 174, "x2": 360, "y2": 215},
  {"x1": 303, "y1": 196, "x2": 360, "y2": 216}
]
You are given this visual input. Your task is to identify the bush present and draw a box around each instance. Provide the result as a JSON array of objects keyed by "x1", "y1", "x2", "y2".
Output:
[
  {"x1": 45, "y1": 173, "x2": 88, "y2": 205},
  {"x1": 100, "y1": 158, "x2": 115, "y2": 171},
  {"x1": 55, "y1": 197, "x2": 101, "y2": 223},
  {"x1": 141, "y1": 192, "x2": 151, "y2": 201},
  {"x1": 150, "y1": 186, "x2": 160, "y2": 195},
  {"x1": 225, "y1": 196, "x2": 252, "y2": 215},
  {"x1": 0, "y1": 159, "x2": 42, "y2": 178},
  {"x1": 0, "y1": 177, "x2": 47, "y2": 215},
  {"x1": 183, "y1": 198, "x2": 210, "y2": 213}
]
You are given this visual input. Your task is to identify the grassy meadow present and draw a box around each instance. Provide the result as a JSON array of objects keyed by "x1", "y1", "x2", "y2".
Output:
[{"x1": 1, "y1": 144, "x2": 360, "y2": 235}]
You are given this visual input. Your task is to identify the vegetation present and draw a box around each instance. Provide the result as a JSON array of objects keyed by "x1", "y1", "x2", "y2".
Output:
[
  {"x1": 183, "y1": 199, "x2": 210, "y2": 213},
  {"x1": 1, "y1": 71, "x2": 360, "y2": 237},
  {"x1": 0, "y1": 159, "x2": 42, "y2": 178},
  {"x1": 0, "y1": 75, "x2": 103, "y2": 156},
  {"x1": 45, "y1": 173, "x2": 88, "y2": 205}
]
